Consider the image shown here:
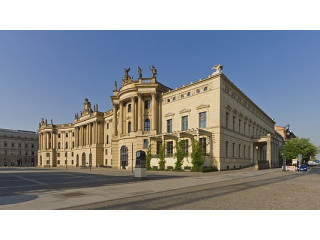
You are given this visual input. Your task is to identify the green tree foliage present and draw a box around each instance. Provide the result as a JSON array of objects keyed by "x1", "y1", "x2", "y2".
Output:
[
  {"x1": 280, "y1": 138, "x2": 318, "y2": 161},
  {"x1": 146, "y1": 144, "x2": 152, "y2": 170},
  {"x1": 158, "y1": 143, "x2": 166, "y2": 170},
  {"x1": 191, "y1": 139, "x2": 204, "y2": 171},
  {"x1": 174, "y1": 140, "x2": 187, "y2": 171}
]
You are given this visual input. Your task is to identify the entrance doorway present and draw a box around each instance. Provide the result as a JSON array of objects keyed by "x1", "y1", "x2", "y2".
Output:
[
  {"x1": 82, "y1": 153, "x2": 86, "y2": 166},
  {"x1": 76, "y1": 154, "x2": 79, "y2": 167},
  {"x1": 120, "y1": 146, "x2": 128, "y2": 170}
]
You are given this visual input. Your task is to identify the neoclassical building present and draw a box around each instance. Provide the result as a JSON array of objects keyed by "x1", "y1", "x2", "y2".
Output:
[
  {"x1": 38, "y1": 65, "x2": 280, "y2": 170},
  {"x1": 0, "y1": 128, "x2": 38, "y2": 167}
]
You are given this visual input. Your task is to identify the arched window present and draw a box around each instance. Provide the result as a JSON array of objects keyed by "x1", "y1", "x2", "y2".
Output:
[
  {"x1": 58, "y1": 142, "x2": 61, "y2": 149},
  {"x1": 144, "y1": 119, "x2": 150, "y2": 132},
  {"x1": 128, "y1": 121, "x2": 131, "y2": 133},
  {"x1": 128, "y1": 104, "x2": 131, "y2": 112},
  {"x1": 145, "y1": 100, "x2": 150, "y2": 109}
]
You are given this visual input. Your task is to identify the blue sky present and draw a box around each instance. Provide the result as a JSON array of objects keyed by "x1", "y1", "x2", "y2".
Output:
[{"x1": 0, "y1": 31, "x2": 319, "y2": 146}]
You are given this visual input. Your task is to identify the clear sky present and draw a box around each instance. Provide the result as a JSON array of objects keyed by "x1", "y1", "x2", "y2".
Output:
[{"x1": 0, "y1": 31, "x2": 319, "y2": 146}]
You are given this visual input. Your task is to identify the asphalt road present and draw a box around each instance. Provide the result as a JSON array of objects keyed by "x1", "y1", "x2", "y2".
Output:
[{"x1": 67, "y1": 166, "x2": 320, "y2": 210}]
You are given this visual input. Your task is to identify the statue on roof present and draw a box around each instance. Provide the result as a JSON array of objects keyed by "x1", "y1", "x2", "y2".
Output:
[
  {"x1": 150, "y1": 65, "x2": 157, "y2": 78},
  {"x1": 212, "y1": 64, "x2": 223, "y2": 74},
  {"x1": 138, "y1": 66, "x2": 142, "y2": 79},
  {"x1": 124, "y1": 68, "x2": 130, "y2": 79},
  {"x1": 114, "y1": 81, "x2": 117, "y2": 91}
]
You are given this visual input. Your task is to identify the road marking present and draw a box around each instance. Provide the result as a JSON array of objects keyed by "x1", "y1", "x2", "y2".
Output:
[{"x1": 4, "y1": 173, "x2": 47, "y2": 186}]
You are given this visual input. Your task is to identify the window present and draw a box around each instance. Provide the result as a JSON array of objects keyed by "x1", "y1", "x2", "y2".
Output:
[
  {"x1": 196, "y1": 89, "x2": 200, "y2": 94},
  {"x1": 244, "y1": 145, "x2": 246, "y2": 158},
  {"x1": 233, "y1": 116, "x2": 235, "y2": 131},
  {"x1": 72, "y1": 160, "x2": 74, "y2": 164},
  {"x1": 66, "y1": 133, "x2": 68, "y2": 137},
  {"x1": 199, "y1": 138, "x2": 206, "y2": 155},
  {"x1": 226, "y1": 112, "x2": 229, "y2": 128},
  {"x1": 57, "y1": 153, "x2": 60, "y2": 157},
  {"x1": 167, "y1": 141, "x2": 173, "y2": 157},
  {"x1": 58, "y1": 133, "x2": 61, "y2": 138},
  {"x1": 253, "y1": 127, "x2": 255, "y2": 136},
  {"x1": 238, "y1": 144, "x2": 241, "y2": 158},
  {"x1": 25, "y1": 151, "x2": 28, "y2": 156},
  {"x1": 11, "y1": 143, "x2": 14, "y2": 147},
  {"x1": 4, "y1": 142, "x2": 7, "y2": 147},
  {"x1": 58, "y1": 160, "x2": 60, "y2": 165},
  {"x1": 187, "y1": 92, "x2": 191, "y2": 96},
  {"x1": 19, "y1": 143, "x2": 21, "y2": 147},
  {"x1": 46, "y1": 153, "x2": 50, "y2": 157},
  {"x1": 244, "y1": 122, "x2": 246, "y2": 135},
  {"x1": 105, "y1": 149, "x2": 108, "y2": 155},
  {"x1": 72, "y1": 132, "x2": 74, "y2": 137},
  {"x1": 32, "y1": 151, "x2": 34, "y2": 156},
  {"x1": 199, "y1": 112, "x2": 207, "y2": 128},
  {"x1": 4, "y1": 150, "x2": 7, "y2": 155},
  {"x1": 58, "y1": 142, "x2": 61, "y2": 149},
  {"x1": 167, "y1": 119, "x2": 172, "y2": 133},
  {"x1": 128, "y1": 122, "x2": 131, "y2": 133},
  {"x1": 181, "y1": 139, "x2": 188, "y2": 154},
  {"x1": 32, "y1": 144, "x2": 34, "y2": 148},
  {"x1": 204, "y1": 86, "x2": 208, "y2": 91},
  {"x1": 72, "y1": 141, "x2": 74, "y2": 148},
  {"x1": 107, "y1": 123, "x2": 109, "y2": 129},
  {"x1": 66, "y1": 142, "x2": 68, "y2": 149},
  {"x1": 239, "y1": 119, "x2": 241, "y2": 133},
  {"x1": 72, "y1": 152, "x2": 74, "y2": 157},
  {"x1": 173, "y1": 97, "x2": 176, "y2": 101},
  {"x1": 144, "y1": 119, "x2": 150, "y2": 131},
  {"x1": 128, "y1": 104, "x2": 131, "y2": 112},
  {"x1": 167, "y1": 99, "x2": 170, "y2": 103},
  {"x1": 181, "y1": 116, "x2": 188, "y2": 131},
  {"x1": 143, "y1": 139, "x2": 149, "y2": 149},
  {"x1": 25, "y1": 143, "x2": 28, "y2": 148},
  {"x1": 249, "y1": 124, "x2": 251, "y2": 136},
  {"x1": 226, "y1": 141, "x2": 229, "y2": 157},
  {"x1": 232, "y1": 143, "x2": 235, "y2": 157},
  {"x1": 145, "y1": 100, "x2": 150, "y2": 109},
  {"x1": 107, "y1": 135, "x2": 109, "y2": 144},
  {"x1": 105, "y1": 159, "x2": 108, "y2": 165},
  {"x1": 181, "y1": 94, "x2": 184, "y2": 98}
]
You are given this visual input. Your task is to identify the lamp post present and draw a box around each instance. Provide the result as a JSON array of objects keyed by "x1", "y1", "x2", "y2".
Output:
[
  {"x1": 65, "y1": 152, "x2": 67, "y2": 170},
  {"x1": 282, "y1": 153, "x2": 286, "y2": 171}
]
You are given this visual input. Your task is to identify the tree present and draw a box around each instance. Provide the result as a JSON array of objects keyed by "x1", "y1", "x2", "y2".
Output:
[
  {"x1": 174, "y1": 140, "x2": 187, "y2": 171},
  {"x1": 191, "y1": 139, "x2": 204, "y2": 171},
  {"x1": 280, "y1": 138, "x2": 318, "y2": 162},
  {"x1": 158, "y1": 143, "x2": 166, "y2": 170},
  {"x1": 146, "y1": 144, "x2": 152, "y2": 170}
]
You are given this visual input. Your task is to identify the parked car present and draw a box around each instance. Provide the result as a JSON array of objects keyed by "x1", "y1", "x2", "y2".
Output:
[
  {"x1": 298, "y1": 164, "x2": 307, "y2": 171},
  {"x1": 308, "y1": 161, "x2": 317, "y2": 166}
]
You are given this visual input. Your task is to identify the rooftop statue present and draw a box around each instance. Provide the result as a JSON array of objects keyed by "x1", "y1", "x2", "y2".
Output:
[
  {"x1": 114, "y1": 81, "x2": 117, "y2": 91},
  {"x1": 124, "y1": 67, "x2": 130, "y2": 79},
  {"x1": 212, "y1": 64, "x2": 223, "y2": 74},
  {"x1": 138, "y1": 66, "x2": 142, "y2": 79},
  {"x1": 150, "y1": 65, "x2": 157, "y2": 78}
]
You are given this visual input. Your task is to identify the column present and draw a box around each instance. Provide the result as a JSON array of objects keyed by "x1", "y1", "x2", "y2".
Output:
[
  {"x1": 267, "y1": 139, "x2": 272, "y2": 168},
  {"x1": 151, "y1": 93, "x2": 157, "y2": 131},
  {"x1": 93, "y1": 122, "x2": 96, "y2": 144},
  {"x1": 39, "y1": 134, "x2": 41, "y2": 150},
  {"x1": 46, "y1": 132, "x2": 49, "y2": 150},
  {"x1": 131, "y1": 97, "x2": 135, "y2": 132},
  {"x1": 97, "y1": 122, "x2": 100, "y2": 144},
  {"x1": 119, "y1": 101, "x2": 123, "y2": 135},
  {"x1": 112, "y1": 104, "x2": 118, "y2": 136},
  {"x1": 137, "y1": 93, "x2": 142, "y2": 131}
]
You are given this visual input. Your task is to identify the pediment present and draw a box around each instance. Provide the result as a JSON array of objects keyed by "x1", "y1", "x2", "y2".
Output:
[
  {"x1": 179, "y1": 108, "x2": 191, "y2": 114},
  {"x1": 196, "y1": 104, "x2": 210, "y2": 110},
  {"x1": 165, "y1": 112, "x2": 175, "y2": 117}
]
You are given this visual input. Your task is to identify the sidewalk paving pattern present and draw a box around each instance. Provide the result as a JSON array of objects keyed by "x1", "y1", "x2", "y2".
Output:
[{"x1": 0, "y1": 167, "x2": 281, "y2": 210}]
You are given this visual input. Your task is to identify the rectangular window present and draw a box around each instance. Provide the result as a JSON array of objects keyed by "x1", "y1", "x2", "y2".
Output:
[
  {"x1": 145, "y1": 100, "x2": 151, "y2": 109},
  {"x1": 232, "y1": 143, "x2": 235, "y2": 157},
  {"x1": 239, "y1": 144, "x2": 241, "y2": 158},
  {"x1": 72, "y1": 152, "x2": 74, "y2": 157},
  {"x1": 57, "y1": 153, "x2": 60, "y2": 157},
  {"x1": 156, "y1": 141, "x2": 161, "y2": 155},
  {"x1": 4, "y1": 142, "x2": 7, "y2": 147},
  {"x1": 181, "y1": 139, "x2": 188, "y2": 154},
  {"x1": 199, "y1": 137, "x2": 206, "y2": 156},
  {"x1": 199, "y1": 112, "x2": 207, "y2": 128},
  {"x1": 167, "y1": 119, "x2": 172, "y2": 133},
  {"x1": 167, "y1": 141, "x2": 173, "y2": 157},
  {"x1": 239, "y1": 119, "x2": 241, "y2": 133},
  {"x1": 144, "y1": 139, "x2": 149, "y2": 149},
  {"x1": 58, "y1": 160, "x2": 60, "y2": 165},
  {"x1": 226, "y1": 112, "x2": 229, "y2": 128},
  {"x1": 226, "y1": 141, "x2": 228, "y2": 157},
  {"x1": 105, "y1": 149, "x2": 108, "y2": 155},
  {"x1": 181, "y1": 116, "x2": 188, "y2": 131},
  {"x1": 233, "y1": 116, "x2": 235, "y2": 131}
]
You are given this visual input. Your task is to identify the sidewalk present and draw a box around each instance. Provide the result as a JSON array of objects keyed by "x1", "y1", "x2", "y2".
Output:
[{"x1": 0, "y1": 168, "x2": 280, "y2": 210}]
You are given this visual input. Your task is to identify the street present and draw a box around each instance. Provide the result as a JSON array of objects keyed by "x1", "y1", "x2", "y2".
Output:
[{"x1": 0, "y1": 166, "x2": 319, "y2": 209}]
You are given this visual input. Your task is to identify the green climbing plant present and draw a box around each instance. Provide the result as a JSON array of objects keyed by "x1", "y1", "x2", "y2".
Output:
[
  {"x1": 158, "y1": 143, "x2": 166, "y2": 170},
  {"x1": 191, "y1": 139, "x2": 204, "y2": 171},
  {"x1": 146, "y1": 144, "x2": 152, "y2": 170},
  {"x1": 174, "y1": 140, "x2": 187, "y2": 171}
]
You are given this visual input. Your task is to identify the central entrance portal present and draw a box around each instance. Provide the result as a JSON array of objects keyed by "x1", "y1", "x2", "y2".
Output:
[{"x1": 120, "y1": 146, "x2": 128, "y2": 170}]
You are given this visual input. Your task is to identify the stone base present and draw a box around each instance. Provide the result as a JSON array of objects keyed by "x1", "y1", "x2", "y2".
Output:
[{"x1": 135, "y1": 168, "x2": 147, "y2": 178}]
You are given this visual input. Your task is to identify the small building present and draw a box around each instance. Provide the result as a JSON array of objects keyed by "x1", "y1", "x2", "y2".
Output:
[{"x1": 0, "y1": 128, "x2": 38, "y2": 167}]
